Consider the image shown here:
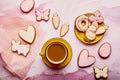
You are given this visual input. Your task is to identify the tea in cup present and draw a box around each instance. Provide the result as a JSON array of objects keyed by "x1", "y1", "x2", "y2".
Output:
[{"x1": 45, "y1": 42, "x2": 67, "y2": 64}]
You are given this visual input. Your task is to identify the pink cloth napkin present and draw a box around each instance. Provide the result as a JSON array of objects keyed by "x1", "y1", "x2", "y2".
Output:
[{"x1": 0, "y1": 16, "x2": 45, "y2": 79}]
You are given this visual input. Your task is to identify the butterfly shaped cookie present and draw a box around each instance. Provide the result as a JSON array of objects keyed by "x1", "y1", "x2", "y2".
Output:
[
  {"x1": 89, "y1": 10, "x2": 104, "y2": 28},
  {"x1": 94, "y1": 66, "x2": 109, "y2": 79},
  {"x1": 35, "y1": 9, "x2": 50, "y2": 21}
]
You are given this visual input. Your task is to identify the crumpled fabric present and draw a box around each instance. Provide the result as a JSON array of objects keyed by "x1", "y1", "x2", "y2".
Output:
[{"x1": 0, "y1": 15, "x2": 45, "y2": 79}]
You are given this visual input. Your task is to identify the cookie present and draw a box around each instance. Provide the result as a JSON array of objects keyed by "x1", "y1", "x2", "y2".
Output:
[
  {"x1": 20, "y1": 0, "x2": 35, "y2": 13},
  {"x1": 35, "y1": 9, "x2": 50, "y2": 21},
  {"x1": 76, "y1": 15, "x2": 89, "y2": 32},
  {"x1": 78, "y1": 49, "x2": 96, "y2": 68},
  {"x1": 98, "y1": 42, "x2": 111, "y2": 59},
  {"x1": 52, "y1": 12, "x2": 60, "y2": 29},
  {"x1": 19, "y1": 26, "x2": 36, "y2": 44},
  {"x1": 96, "y1": 27, "x2": 106, "y2": 35},
  {"x1": 85, "y1": 30, "x2": 96, "y2": 41},
  {"x1": 60, "y1": 23, "x2": 69, "y2": 37},
  {"x1": 104, "y1": 25, "x2": 109, "y2": 30},
  {"x1": 11, "y1": 40, "x2": 30, "y2": 56},
  {"x1": 94, "y1": 66, "x2": 109, "y2": 79},
  {"x1": 88, "y1": 25, "x2": 97, "y2": 32},
  {"x1": 89, "y1": 10, "x2": 104, "y2": 28}
]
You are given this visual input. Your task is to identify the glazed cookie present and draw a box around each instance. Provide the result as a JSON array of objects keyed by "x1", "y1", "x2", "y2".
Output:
[
  {"x1": 60, "y1": 23, "x2": 69, "y2": 37},
  {"x1": 76, "y1": 15, "x2": 89, "y2": 32},
  {"x1": 19, "y1": 26, "x2": 36, "y2": 44},
  {"x1": 11, "y1": 40, "x2": 30, "y2": 56},
  {"x1": 94, "y1": 66, "x2": 109, "y2": 79},
  {"x1": 78, "y1": 49, "x2": 96, "y2": 68},
  {"x1": 89, "y1": 10, "x2": 104, "y2": 28},
  {"x1": 35, "y1": 9, "x2": 50, "y2": 21},
  {"x1": 96, "y1": 25, "x2": 108, "y2": 35},
  {"x1": 88, "y1": 25, "x2": 97, "y2": 32},
  {"x1": 85, "y1": 29, "x2": 96, "y2": 41},
  {"x1": 52, "y1": 12, "x2": 60, "y2": 29},
  {"x1": 98, "y1": 42, "x2": 111, "y2": 59},
  {"x1": 20, "y1": 0, "x2": 35, "y2": 13}
]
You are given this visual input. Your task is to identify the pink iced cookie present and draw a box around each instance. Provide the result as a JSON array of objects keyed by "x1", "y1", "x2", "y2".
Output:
[
  {"x1": 96, "y1": 27, "x2": 106, "y2": 35},
  {"x1": 35, "y1": 9, "x2": 50, "y2": 21},
  {"x1": 0, "y1": 16, "x2": 45, "y2": 79},
  {"x1": 20, "y1": 0, "x2": 35, "y2": 13},
  {"x1": 60, "y1": 23, "x2": 69, "y2": 37},
  {"x1": 89, "y1": 10, "x2": 104, "y2": 28},
  {"x1": 78, "y1": 49, "x2": 96, "y2": 68},
  {"x1": 98, "y1": 42, "x2": 111, "y2": 59}
]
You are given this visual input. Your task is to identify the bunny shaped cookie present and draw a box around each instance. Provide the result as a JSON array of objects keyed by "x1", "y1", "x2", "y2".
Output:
[{"x1": 11, "y1": 40, "x2": 30, "y2": 56}]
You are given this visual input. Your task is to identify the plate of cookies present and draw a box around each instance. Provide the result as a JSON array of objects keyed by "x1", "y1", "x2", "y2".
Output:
[{"x1": 74, "y1": 10, "x2": 108, "y2": 44}]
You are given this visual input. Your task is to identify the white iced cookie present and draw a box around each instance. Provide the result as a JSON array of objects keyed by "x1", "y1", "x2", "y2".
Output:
[
  {"x1": 88, "y1": 25, "x2": 97, "y2": 32},
  {"x1": 11, "y1": 40, "x2": 30, "y2": 56},
  {"x1": 85, "y1": 30, "x2": 96, "y2": 41},
  {"x1": 19, "y1": 26, "x2": 36, "y2": 44},
  {"x1": 94, "y1": 66, "x2": 109, "y2": 79},
  {"x1": 76, "y1": 15, "x2": 89, "y2": 32}
]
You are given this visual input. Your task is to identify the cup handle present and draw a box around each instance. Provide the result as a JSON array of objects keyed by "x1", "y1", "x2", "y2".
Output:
[{"x1": 40, "y1": 52, "x2": 45, "y2": 58}]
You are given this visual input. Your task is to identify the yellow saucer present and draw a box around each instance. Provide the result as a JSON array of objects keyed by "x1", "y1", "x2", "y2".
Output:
[
  {"x1": 40, "y1": 38, "x2": 72, "y2": 69},
  {"x1": 74, "y1": 13, "x2": 105, "y2": 44}
]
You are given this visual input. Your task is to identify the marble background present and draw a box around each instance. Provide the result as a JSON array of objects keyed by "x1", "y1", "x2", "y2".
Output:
[{"x1": 0, "y1": 0, "x2": 120, "y2": 79}]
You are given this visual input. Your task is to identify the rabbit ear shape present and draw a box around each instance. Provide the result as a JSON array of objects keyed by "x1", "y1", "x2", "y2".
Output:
[
  {"x1": 12, "y1": 40, "x2": 16, "y2": 44},
  {"x1": 17, "y1": 41, "x2": 20, "y2": 44}
]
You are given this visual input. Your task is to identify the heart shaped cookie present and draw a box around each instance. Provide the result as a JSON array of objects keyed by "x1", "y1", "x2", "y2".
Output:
[
  {"x1": 20, "y1": 0, "x2": 35, "y2": 13},
  {"x1": 78, "y1": 49, "x2": 96, "y2": 68},
  {"x1": 19, "y1": 26, "x2": 36, "y2": 44}
]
